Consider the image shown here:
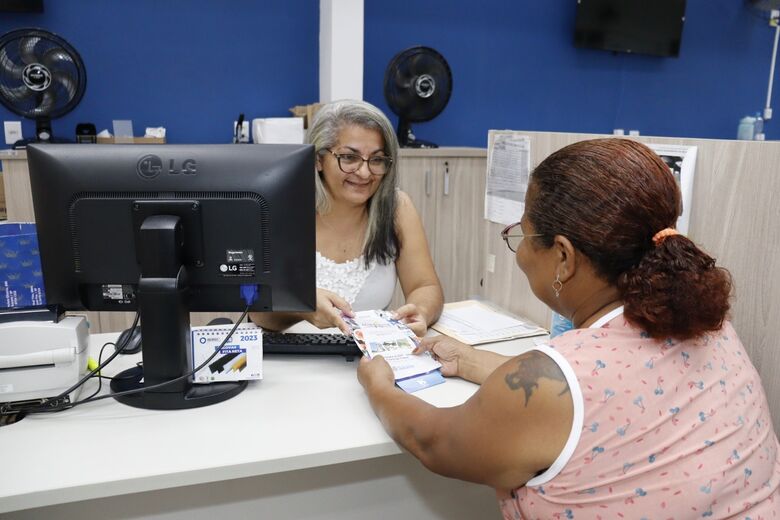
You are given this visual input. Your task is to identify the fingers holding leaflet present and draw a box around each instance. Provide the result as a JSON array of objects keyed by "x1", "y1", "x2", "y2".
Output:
[
  {"x1": 393, "y1": 303, "x2": 427, "y2": 336},
  {"x1": 327, "y1": 291, "x2": 354, "y2": 319},
  {"x1": 357, "y1": 354, "x2": 395, "y2": 390}
]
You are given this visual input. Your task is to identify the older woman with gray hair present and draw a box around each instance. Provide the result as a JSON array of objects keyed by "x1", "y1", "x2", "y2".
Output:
[{"x1": 251, "y1": 99, "x2": 443, "y2": 336}]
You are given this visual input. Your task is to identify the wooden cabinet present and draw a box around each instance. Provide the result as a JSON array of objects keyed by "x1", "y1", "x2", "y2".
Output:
[
  {"x1": 395, "y1": 148, "x2": 487, "y2": 305},
  {"x1": 0, "y1": 149, "x2": 34, "y2": 222}
]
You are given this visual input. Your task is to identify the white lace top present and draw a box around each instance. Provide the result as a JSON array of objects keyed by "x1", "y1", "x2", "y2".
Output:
[{"x1": 315, "y1": 251, "x2": 397, "y2": 311}]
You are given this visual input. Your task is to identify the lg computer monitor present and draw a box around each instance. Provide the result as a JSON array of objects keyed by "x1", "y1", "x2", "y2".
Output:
[{"x1": 27, "y1": 144, "x2": 316, "y2": 410}]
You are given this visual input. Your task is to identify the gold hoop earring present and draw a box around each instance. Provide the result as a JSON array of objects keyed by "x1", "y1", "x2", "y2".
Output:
[{"x1": 552, "y1": 274, "x2": 563, "y2": 298}]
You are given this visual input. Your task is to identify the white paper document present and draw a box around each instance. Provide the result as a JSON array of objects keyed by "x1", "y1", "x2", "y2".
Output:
[
  {"x1": 432, "y1": 300, "x2": 547, "y2": 345},
  {"x1": 646, "y1": 144, "x2": 697, "y2": 234},
  {"x1": 485, "y1": 132, "x2": 531, "y2": 225},
  {"x1": 345, "y1": 310, "x2": 443, "y2": 391}
]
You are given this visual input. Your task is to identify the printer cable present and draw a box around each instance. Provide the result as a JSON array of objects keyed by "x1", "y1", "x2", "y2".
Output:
[
  {"x1": 4, "y1": 285, "x2": 258, "y2": 415},
  {"x1": 70, "y1": 304, "x2": 251, "y2": 408},
  {"x1": 0, "y1": 312, "x2": 141, "y2": 416}
]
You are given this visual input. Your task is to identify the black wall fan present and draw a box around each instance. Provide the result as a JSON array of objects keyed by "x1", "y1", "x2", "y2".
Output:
[
  {"x1": 0, "y1": 28, "x2": 86, "y2": 147},
  {"x1": 384, "y1": 46, "x2": 452, "y2": 148}
]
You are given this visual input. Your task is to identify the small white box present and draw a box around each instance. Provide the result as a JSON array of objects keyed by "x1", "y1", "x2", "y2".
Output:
[
  {"x1": 252, "y1": 117, "x2": 304, "y2": 144},
  {"x1": 4, "y1": 121, "x2": 22, "y2": 145},
  {"x1": 191, "y1": 323, "x2": 262, "y2": 383}
]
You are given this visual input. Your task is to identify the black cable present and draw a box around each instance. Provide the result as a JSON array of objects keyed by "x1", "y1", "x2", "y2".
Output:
[
  {"x1": 54, "y1": 312, "x2": 141, "y2": 400},
  {"x1": 1, "y1": 343, "x2": 110, "y2": 417},
  {"x1": 3, "y1": 282, "x2": 259, "y2": 416},
  {"x1": 81, "y1": 337, "x2": 114, "y2": 402},
  {"x1": 67, "y1": 305, "x2": 250, "y2": 408},
  {"x1": 0, "y1": 313, "x2": 141, "y2": 416}
]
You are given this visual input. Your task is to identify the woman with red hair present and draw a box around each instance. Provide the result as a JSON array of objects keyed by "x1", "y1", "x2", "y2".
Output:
[{"x1": 359, "y1": 138, "x2": 780, "y2": 518}]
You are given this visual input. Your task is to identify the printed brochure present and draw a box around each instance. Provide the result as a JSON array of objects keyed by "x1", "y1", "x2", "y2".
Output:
[{"x1": 345, "y1": 310, "x2": 444, "y2": 393}]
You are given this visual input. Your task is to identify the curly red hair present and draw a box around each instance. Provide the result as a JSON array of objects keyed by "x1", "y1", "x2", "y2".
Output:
[{"x1": 527, "y1": 138, "x2": 732, "y2": 340}]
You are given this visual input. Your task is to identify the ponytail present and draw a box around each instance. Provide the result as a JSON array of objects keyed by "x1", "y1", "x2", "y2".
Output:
[
  {"x1": 618, "y1": 235, "x2": 732, "y2": 341},
  {"x1": 529, "y1": 138, "x2": 733, "y2": 341}
]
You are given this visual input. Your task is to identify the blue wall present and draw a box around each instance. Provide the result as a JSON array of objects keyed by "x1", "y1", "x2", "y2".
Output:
[
  {"x1": 364, "y1": 0, "x2": 780, "y2": 145},
  {"x1": 0, "y1": 0, "x2": 319, "y2": 144},
  {"x1": 0, "y1": 1, "x2": 777, "y2": 147}
]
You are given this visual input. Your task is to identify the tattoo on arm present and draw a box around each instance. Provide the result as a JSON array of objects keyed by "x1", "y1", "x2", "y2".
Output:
[{"x1": 504, "y1": 351, "x2": 570, "y2": 406}]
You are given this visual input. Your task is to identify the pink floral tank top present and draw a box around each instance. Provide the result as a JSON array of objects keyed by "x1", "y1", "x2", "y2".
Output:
[{"x1": 500, "y1": 308, "x2": 780, "y2": 519}]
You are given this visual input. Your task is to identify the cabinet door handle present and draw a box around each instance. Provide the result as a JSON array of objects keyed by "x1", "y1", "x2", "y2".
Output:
[
  {"x1": 425, "y1": 170, "x2": 431, "y2": 196},
  {"x1": 443, "y1": 161, "x2": 450, "y2": 196}
]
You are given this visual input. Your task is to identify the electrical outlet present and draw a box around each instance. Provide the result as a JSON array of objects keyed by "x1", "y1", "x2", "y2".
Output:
[
  {"x1": 486, "y1": 253, "x2": 496, "y2": 273},
  {"x1": 4, "y1": 121, "x2": 22, "y2": 145},
  {"x1": 233, "y1": 121, "x2": 250, "y2": 143}
]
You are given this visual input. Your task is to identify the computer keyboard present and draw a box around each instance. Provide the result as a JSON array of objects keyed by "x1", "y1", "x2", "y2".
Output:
[{"x1": 262, "y1": 332, "x2": 363, "y2": 360}]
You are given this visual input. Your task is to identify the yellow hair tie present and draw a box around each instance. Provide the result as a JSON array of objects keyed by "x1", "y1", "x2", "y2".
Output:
[{"x1": 652, "y1": 227, "x2": 679, "y2": 246}]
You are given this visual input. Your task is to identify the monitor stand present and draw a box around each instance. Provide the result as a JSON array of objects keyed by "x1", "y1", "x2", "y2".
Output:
[{"x1": 110, "y1": 214, "x2": 247, "y2": 410}]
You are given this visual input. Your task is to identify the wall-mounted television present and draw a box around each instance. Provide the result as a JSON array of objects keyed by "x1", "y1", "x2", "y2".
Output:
[
  {"x1": 573, "y1": 0, "x2": 686, "y2": 58},
  {"x1": 0, "y1": 0, "x2": 43, "y2": 12}
]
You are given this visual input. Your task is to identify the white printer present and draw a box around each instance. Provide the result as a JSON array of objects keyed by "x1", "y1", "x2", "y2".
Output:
[{"x1": 0, "y1": 316, "x2": 89, "y2": 405}]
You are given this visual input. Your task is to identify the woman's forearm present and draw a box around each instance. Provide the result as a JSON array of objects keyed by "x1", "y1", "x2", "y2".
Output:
[
  {"x1": 366, "y1": 381, "x2": 440, "y2": 462},
  {"x1": 405, "y1": 284, "x2": 443, "y2": 326}
]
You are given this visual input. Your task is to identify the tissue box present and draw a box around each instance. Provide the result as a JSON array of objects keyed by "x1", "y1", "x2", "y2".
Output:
[
  {"x1": 0, "y1": 222, "x2": 46, "y2": 309},
  {"x1": 252, "y1": 118, "x2": 304, "y2": 144}
]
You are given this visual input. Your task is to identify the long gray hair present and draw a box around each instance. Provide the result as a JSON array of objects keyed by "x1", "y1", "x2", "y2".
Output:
[{"x1": 307, "y1": 99, "x2": 399, "y2": 266}]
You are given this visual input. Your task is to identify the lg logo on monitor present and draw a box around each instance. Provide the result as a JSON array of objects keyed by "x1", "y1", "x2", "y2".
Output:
[{"x1": 137, "y1": 155, "x2": 197, "y2": 179}]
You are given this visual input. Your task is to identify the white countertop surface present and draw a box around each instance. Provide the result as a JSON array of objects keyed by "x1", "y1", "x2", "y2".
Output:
[{"x1": 0, "y1": 326, "x2": 542, "y2": 513}]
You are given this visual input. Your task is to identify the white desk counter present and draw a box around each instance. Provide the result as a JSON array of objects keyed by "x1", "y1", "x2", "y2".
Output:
[{"x1": 0, "y1": 328, "x2": 542, "y2": 519}]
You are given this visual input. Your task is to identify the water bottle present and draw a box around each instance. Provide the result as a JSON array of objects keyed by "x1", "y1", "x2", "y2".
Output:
[
  {"x1": 550, "y1": 311, "x2": 574, "y2": 338},
  {"x1": 754, "y1": 112, "x2": 765, "y2": 141},
  {"x1": 738, "y1": 116, "x2": 756, "y2": 140}
]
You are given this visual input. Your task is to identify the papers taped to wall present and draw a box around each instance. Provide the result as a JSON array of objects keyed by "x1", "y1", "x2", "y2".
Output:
[{"x1": 485, "y1": 132, "x2": 531, "y2": 225}]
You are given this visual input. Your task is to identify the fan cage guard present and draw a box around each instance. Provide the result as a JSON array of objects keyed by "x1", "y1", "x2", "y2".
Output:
[
  {"x1": 383, "y1": 45, "x2": 452, "y2": 124},
  {"x1": 0, "y1": 28, "x2": 86, "y2": 120}
]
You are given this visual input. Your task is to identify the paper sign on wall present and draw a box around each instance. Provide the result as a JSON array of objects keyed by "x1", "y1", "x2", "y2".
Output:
[
  {"x1": 485, "y1": 133, "x2": 531, "y2": 226},
  {"x1": 647, "y1": 144, "x2": 698, "y2": 234}
]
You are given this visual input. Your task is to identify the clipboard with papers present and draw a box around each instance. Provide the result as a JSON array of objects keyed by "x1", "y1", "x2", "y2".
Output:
[{"x1": 431, "y1": 300, "x2": 547, "y2": 345}]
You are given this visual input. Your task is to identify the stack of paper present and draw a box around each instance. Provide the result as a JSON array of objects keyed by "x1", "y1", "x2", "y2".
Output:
[{"x1": 432, "y1": 300, "x2": 547, "y2": 345}]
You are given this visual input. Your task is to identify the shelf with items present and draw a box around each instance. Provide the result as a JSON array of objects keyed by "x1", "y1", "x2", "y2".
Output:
[{"x1": 95, "y1": 137, "x2": 166, "y2": 144}]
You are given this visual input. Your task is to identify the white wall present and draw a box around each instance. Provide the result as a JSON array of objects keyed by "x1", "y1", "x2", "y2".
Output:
[{"x1": 319, "y1": 0, "x2": 364, "y2": 102}]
